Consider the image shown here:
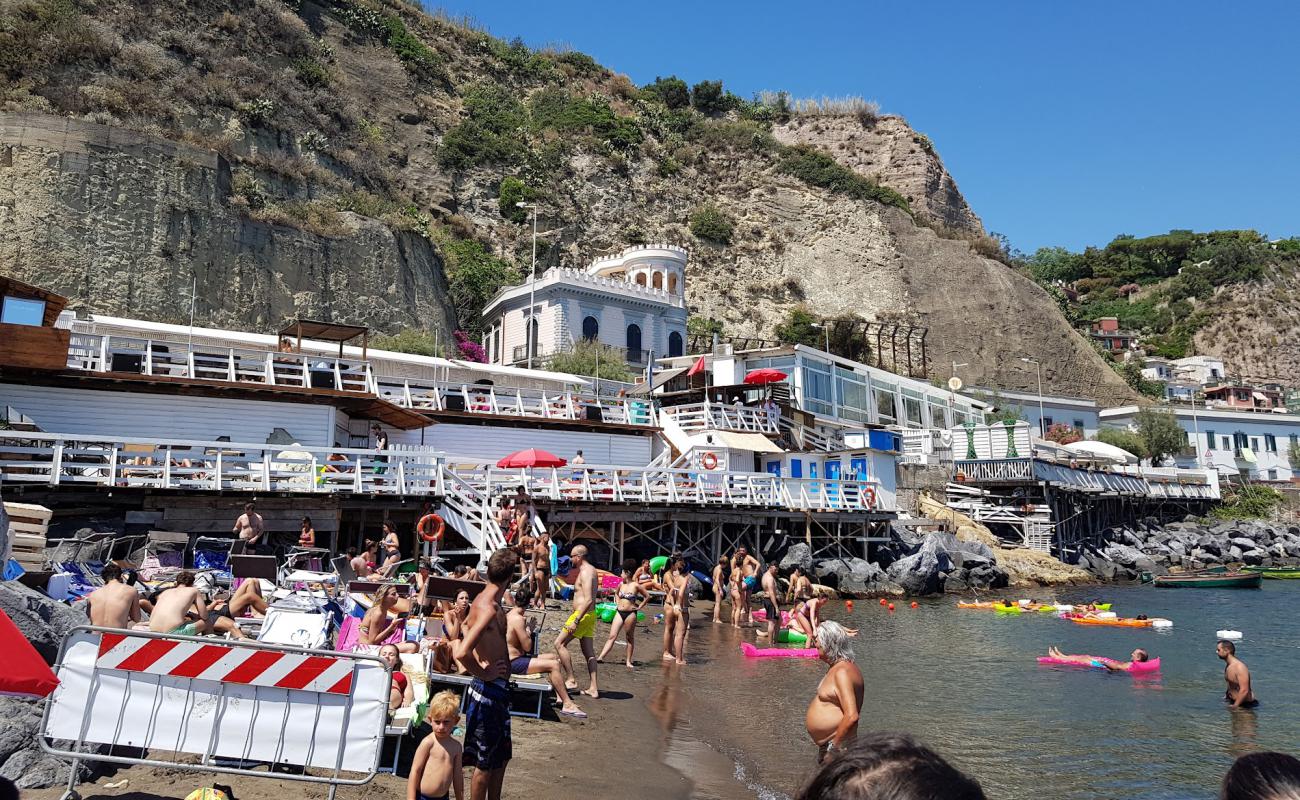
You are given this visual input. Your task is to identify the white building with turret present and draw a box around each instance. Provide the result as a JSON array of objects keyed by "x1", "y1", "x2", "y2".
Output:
[{"x1": 480, "y1": 244, "x2": 689, "y2": 368}]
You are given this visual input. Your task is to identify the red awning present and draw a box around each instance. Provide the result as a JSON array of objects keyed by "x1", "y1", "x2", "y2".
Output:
[
  {"x1": 743, "y1": 368, "x2": 788, "y2": 385},
  {"x1": 496, "y1": 448, "x2": 568, "y2": 468},
  {"x1": 0, "y1": 608, "x2": 58, "y2": 698}
]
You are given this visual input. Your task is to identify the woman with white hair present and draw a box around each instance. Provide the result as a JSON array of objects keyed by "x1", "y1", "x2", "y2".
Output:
[{"x1": 806, "y1": 620, "x2": 864, "y2": 764}]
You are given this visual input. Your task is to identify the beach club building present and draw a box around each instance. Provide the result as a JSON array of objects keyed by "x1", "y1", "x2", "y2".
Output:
[
  {"x1": 1101, "y1": 405, "x2": 1300, "y2": 483},
  {"x1": 479, "y1": 244, "x2": 689, "y2": 369},
  {"x1": 971, "y1": 388, "x2": 1100, "y2": 439}
]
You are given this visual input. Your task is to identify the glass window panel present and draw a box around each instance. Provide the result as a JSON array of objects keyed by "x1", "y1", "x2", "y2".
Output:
[{"x1": 1, "y1": 296, "x2": 45, "y2": 326}]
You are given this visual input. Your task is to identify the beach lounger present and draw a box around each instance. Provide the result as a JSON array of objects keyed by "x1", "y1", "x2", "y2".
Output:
[
  {"x1": 425, "y1": 672, "x2": 553, "y2": 720},
  {"x1": 257, "y1": 607, "x2": 331, "y2": 649}
]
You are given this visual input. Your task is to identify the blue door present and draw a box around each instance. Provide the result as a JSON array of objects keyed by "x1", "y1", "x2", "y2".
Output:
[
  {"x1": 850, "y1": 457, "x2": 868, "y2": 480},
  {"x1": 790, "y1": 459, "x2": 803, "y2": 478},
  {"x1": 765, "y1": 461, "x2": 782, "y2": 476},
  {"x1": 825, "y1": 461, "x2": 841, "y2": 505}
]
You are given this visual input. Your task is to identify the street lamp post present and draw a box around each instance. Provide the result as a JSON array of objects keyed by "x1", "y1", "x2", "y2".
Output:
[
  {"x1": 517, "y1": 202, "x2": 538, "y2": 369},
  {"x1": 1019, "y1": 357, "x2": 1045, "y2": 437},
  {"x1": 949, "y1": 360, "x2": 968, "y2": 428}
]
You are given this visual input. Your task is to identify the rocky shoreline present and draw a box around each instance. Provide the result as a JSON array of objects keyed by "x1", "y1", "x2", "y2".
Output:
[{"x1": 1078, "y1": 516, "x2": 1300, "y2": 582}]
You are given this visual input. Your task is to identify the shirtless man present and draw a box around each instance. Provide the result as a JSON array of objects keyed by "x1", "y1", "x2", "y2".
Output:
[
  {"x1": 530, "y1": 531, "x2": 551, "y2": 609},
  {"x1": 233, "y1": 502, "x2": 264, "y2": 554},
  {"x1": 734, "y1": 548, "x2": 760, "y2": 625},
  {"x1": 757, "y1": 562, "x2": 781, "y2": 640},
  {"x1": 554, "y1": 544, "x2": 599, "y2": 698},
  {"x1": 806, "y1": 621, "x2": 864, "y2": 764},
  {"x1": 148, "y1": 571, "x2": 208, "y2": 636},
  {"x1": 1218, "y1": 640, "x2": 1257, "y2": 709},
  {"x1": 711, "y1": 556, "x2": 728, "y2": 624},
  {"x1": 85, "y1": 563, "x2": 140, "y2": 629},
  {"x1": 453, "y1": 548, "x2": 518, "y2": 800},
  {"x1": 505, "y1": 588, "x2": 585, "y2": 718}
]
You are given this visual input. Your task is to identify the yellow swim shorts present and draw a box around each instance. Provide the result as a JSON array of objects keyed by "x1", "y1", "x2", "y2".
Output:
[{"x1": 564, "y1": 609, "x2": 597, "y2": 639}]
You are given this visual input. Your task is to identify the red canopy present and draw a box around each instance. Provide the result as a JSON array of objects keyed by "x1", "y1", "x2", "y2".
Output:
[
  {"x1": 743, "y1": 368, "x2": 788, "y2": 385},
  {"x1": 496, "y1": 448, "x2": 567, "y2": 469},
  {"x1": 0, "y1": 608, "x2": 58, "y2": 698}
]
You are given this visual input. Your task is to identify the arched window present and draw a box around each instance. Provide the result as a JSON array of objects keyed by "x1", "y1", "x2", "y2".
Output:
[
  {"x1": 668, "y1": 331, "x2": 683, "y2": 357},
  {"x1": 581, "y1": 315, "x2": 599, "y2": 341},
  {"x1": 529, "y1": 318, "x2": 540, "y2": 358},
  {"x1": 635, "y1": 273, "x2": 647, "y2": 286},
  {"x1": 652, "y1": 272, "x2": 664, "y2": 289},
  {"x1": 626, "y1": 324, "x2": 642, "y2": 358},
  {"x1": 668, "y1": 273, "x2": 678, "y2": 294}
]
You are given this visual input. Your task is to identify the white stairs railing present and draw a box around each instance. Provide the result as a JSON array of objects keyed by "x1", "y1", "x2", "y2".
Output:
[
  {"x1": 435, "y1": 466, "x2": 507, "y2": 556},
  {"x1": 778, "y1": 416, "x2": 845, "y2": 452}
]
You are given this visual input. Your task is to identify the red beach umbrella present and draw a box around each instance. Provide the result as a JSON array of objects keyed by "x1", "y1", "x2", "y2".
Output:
[
  {"x1": 496, "y1": 448, "x2": 567, "y2": 469},
  {"x1": 0, "y1": 608, "x2": 58, "y2": 698},
  {"x1": 743, "y1": 368, "x2": 788, "y2": 385}
]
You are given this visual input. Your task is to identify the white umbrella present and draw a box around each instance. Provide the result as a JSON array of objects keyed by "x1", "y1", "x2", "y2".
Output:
[{"x1": 1062, "y1": 439, "x2": 1139, "y2": 464}]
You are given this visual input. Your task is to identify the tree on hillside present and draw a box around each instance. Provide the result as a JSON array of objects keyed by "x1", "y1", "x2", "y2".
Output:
[
  {"x1": 774, "y1": 306, "x2": 822, "y2": 348},
  {"x1": 1096, "y1": 428, "x2": 1149, "y2": 461},
  {"x1": 690, "y1": 80, "x2": 728, "y2": 115},
  {"x1": 1135, "y1": 407, "x2": 1186, "y2": 465},
  {"x1": 643, "y1": 75, "x2": 690, "y2": 109}
]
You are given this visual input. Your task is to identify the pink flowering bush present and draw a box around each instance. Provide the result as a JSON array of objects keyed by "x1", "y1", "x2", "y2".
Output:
[{"x1": 454, "y1": 330, "x2": 487, "y2": 363}]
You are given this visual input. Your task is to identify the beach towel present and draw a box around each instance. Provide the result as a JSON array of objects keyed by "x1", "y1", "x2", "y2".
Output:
[{"x1": 335, "y1": 614, "x2": 403, "y2": 652}]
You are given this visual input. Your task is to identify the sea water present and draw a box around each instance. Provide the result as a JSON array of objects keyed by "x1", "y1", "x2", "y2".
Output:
[{"x1": 646, "y1": 582, "x2": 1300, "y2": 799}]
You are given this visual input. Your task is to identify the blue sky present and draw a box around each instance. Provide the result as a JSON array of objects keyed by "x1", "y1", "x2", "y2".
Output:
[{"x1": 431, "y1": 1, "x2": 1298, "y2": 253}]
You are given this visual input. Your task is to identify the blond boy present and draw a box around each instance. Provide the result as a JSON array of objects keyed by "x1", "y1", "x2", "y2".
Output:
[{"x1": 408, "y1": 690, "x2": 464, "y2": 800}]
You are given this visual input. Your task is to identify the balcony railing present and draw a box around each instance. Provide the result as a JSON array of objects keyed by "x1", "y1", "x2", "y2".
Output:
[
  {"x1": 66, "y1": 333, "x2": 376, "y2": 394},
  {"x1": 376, "y1": 379, "x2": 656, "y2": 426},
  {"x1": 659, "y1": 401, "x2": 779, "y2": 434},
  {"x1": 0, "y1": 431, "x2": 889, "y2": 513}
]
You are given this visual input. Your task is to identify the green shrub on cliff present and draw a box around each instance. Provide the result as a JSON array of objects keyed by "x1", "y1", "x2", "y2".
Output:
[
  {"x1": 776, "y1": 145, "x2": 911, "y2": 214},
  {"x1": 437, "y1": 233, "x2": 521, "y2": 336},
  {"x1": 497, "y1": 176, "x2": 532, "y2": 223},
  {"x1": 689, "y1": 204, "x2": 734, "y2": 245}
]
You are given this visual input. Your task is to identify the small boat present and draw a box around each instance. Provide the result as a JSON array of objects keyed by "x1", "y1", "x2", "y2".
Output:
[
  {"x1": 1241, "y1": 566, "x2": 1300, "y2": 579},
  {"x1": 1153, "y1": 572, "x2": 1263, "y2": 589}
]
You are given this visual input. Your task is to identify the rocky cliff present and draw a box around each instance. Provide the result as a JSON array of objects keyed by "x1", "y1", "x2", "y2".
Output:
[
  {"x1": 0, "y1": 0, "x2": 1134, "y2": 401},
  {"x1": 773, "y1": 115, "x2": 984, "y2": 235},
  {"x1": 0, "y1": 113, "x2": 457, "y2": 334}
]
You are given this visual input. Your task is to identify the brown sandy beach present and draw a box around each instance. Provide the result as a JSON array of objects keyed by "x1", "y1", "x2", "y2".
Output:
[{"x1": 26, "y1": 608, "x2": 755, "y2": 800}]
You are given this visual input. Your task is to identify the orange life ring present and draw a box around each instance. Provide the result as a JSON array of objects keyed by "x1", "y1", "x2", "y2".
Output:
[
  {"x1": 417, "y1": 513, "x2": 445, "y2": 543},
  {"x1": 864, "y1": 487, "x2": 876, "y2": 509},
  {"x1": 700, "y1": 452, "x2": 719, "y2": 470}
]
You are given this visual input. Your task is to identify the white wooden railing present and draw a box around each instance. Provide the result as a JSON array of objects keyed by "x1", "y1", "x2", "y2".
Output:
[
  {"x1": 659, "y1": 401, "x2": 779, "y2": 434},
  {"x1": 375, "y1": 379, "x2": 655, "y2": 426},
  {"x1": 67, "y1": 333, "x2": 377, "y2": 394},
  {"x1": 0, "y1": 431, "x2": 886, "y2": 514},
  {"x1": 899, "y1": 429, "x2": 954, "y2": 465},
  {"x1": 778, "y1": 416, "x2": 846, "y2": 452}
]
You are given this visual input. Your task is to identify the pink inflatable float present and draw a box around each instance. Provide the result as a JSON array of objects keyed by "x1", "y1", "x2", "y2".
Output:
[
  {"x1": 751, "y1": 609, "x2": 792, "y2": 627},
  {"x1": 741, "y1": 642, "x2": 819, "y2": 659},
  {"x1": 1036, "y1": 655, "x2": 1161, "y2": 674}
]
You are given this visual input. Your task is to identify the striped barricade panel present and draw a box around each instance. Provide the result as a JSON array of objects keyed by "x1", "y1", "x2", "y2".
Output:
[
  {"x1": 43, "y1": 626, "x2": 387, "y2": 779},
  {"x1": 95, "y1": 632, "x2": 355, "y2": 695}
]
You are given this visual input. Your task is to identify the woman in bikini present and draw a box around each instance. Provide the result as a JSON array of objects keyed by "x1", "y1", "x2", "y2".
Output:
[
  {"x1": 661, "y1": 556, "x2": 690, "y2": 665},
  {"x1": 597, "y1": 559, "x2": 649, "y2": 668},
  {"x1": 298, "y1": 516, "x2": 316, "y2": 549},
  {"x1": 379, "y1": 521, "x2": 402, "y2": 573},
  {"x1": 634, "y1": 558, "x2": 663, "y2": 592},
  {"x1": 729, "y1": 564, "x2": 745, "y2": 629},
  {"x1": 359, "y1": 585, "x2": 418, "y2": 654}
]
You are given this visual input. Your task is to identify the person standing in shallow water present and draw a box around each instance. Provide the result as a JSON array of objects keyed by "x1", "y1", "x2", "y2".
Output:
[
  {"x1": 806, "y1": 621, "x2": 864, "y2": 765},
  {"x1": 1219, "y1": 640, "x2": 1258, "y2": 709}
]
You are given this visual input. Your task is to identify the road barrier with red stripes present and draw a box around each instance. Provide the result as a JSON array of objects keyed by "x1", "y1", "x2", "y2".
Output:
[{"x1": 41, "y1": 626, "x2": 389, "y2": 800}]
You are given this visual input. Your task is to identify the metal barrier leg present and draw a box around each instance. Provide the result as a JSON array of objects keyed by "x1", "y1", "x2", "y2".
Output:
[{"x1": 60, "y1": 756, "x2": 81, "y2": 800}]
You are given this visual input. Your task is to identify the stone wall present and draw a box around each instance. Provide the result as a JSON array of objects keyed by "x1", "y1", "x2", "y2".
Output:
[{"x1": 0, "y1": 112, "x2": 457, "y2": 338}]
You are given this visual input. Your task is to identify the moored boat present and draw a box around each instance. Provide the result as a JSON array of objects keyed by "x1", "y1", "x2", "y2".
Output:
[
  {"x1": 1152, "y1": 572, "x2": 1263, "y2": 589},
  {"x1": 1241, "y1": 566, "x2": 1300, "y2": 579}
]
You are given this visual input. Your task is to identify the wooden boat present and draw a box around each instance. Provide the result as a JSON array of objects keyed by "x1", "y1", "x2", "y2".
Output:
[
  {"x1": 1241, "y1": 566, "x2": 1300, "y2": 579},
  {"x1": 1153, "y1": 572, "x2": 1262, "y2": 589}
]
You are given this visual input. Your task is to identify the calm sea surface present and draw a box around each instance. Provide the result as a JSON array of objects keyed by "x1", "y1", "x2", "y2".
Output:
[{"x1": 648, "y1": 582, "x2": 1300, "y2": 799}]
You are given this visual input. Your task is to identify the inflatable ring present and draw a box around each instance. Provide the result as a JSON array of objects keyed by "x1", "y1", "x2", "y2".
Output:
[
  {"x1": 649, "y1": 555, "x2": 669, "y2": 575},
  {"x1": 864, "y1": 486, "x2": 876, "y2": 509},
  {"x1": 700, "y1": 452, "x2": 719, "y2": 470},
  {"x1": 417, "y1": 513, "x2": 445, "y2": 543}
]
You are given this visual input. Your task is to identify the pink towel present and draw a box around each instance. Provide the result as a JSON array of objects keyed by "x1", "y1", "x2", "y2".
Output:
[{"x1": 336, "y1": 614, "x2": 404, "y2": 652}]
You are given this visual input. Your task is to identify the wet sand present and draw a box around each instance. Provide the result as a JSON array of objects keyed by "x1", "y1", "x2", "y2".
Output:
[{"x1": 27, "y1": 605, "x2": 747, "y2": 800}]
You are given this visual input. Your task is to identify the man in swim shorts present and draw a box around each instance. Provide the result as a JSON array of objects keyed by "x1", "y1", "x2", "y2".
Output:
[
  {"x1": 454, "y1": 548, "x2": 518, "y2": 800},
  {"x1": 554, "y1": 544, "x2": 599, "y2": 698},
  {"x1": 735, "y1": 547, "x2": 760, "y2": 625},
  {"x1": 148, "y1": 571, "x2": 207, "y2": 636}
]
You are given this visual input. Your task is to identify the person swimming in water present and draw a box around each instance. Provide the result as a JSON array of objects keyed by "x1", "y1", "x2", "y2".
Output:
[{"x1": 1046, "y1": 646, "x2": 1150, "y2": 671}]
